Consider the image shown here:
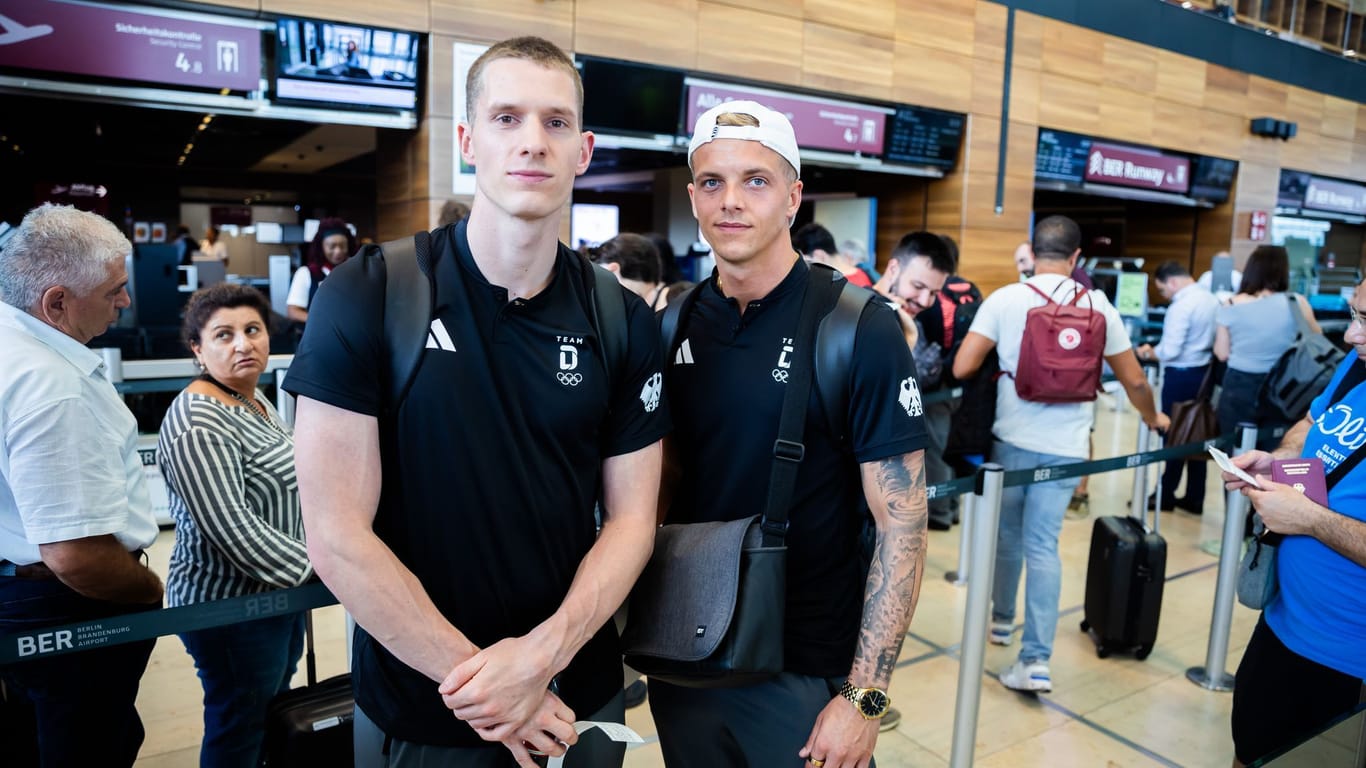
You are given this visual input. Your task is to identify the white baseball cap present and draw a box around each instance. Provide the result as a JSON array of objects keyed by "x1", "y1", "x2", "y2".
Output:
[{"x1": 687, "y1": 99, "x2": 800, "y2": 179}]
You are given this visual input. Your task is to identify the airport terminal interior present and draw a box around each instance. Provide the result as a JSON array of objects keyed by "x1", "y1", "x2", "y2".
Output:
[{"x1": 3, "y1": 0, "x2": 1366, "y2": 765}]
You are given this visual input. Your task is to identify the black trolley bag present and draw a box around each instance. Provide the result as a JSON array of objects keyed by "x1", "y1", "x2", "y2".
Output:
[
  {"x1": 263, "y1": 611, "x2": 354, "y2": 765},
  {"x1": 1080, "y1": 450, "x2": 1167, "y2": 660}
]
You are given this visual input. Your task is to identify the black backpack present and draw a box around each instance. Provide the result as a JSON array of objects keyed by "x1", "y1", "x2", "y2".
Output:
[
  {"x1": 367, "y1": 227, "x2": 627, "y2": 414},
  {"x1": 659, "y1": 263, "x2": 878, "y2": 446}
]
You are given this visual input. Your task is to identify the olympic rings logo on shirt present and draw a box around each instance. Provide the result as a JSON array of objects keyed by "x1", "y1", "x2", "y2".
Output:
[
  {"x1": 771, "y1": 369, "x2": 789, "y2": 383},
  {"x1": 557, "y1": 372, "x2": 583, "y2": 386}
]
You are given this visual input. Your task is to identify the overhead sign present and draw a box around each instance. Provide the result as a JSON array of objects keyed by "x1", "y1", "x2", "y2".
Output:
[
  {"x1": 1084, "y1": 142, "x2": 1190, "y2": 194},
  {"x1": 882, "y1": 107, "x2": 964, "y2": 170},
  {"x1": 684, "y1": 79, "x2": 889, "y2": 157},
  {"x1": 1303, "y1": 176, "x2": 1366, "y2": 216},
  {"x1": 0, "y1": 1, "x2": 261, "y2": 92}
]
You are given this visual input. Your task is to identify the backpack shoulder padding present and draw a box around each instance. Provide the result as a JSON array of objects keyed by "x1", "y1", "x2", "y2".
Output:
[{"x1": 380, "y1": 231, "x2": 434, "y2": 415}]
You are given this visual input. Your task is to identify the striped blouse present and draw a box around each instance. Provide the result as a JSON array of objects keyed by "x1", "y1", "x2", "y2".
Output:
[{"x1": 159, "y1": 390, "x2": 312, "y2": 606}]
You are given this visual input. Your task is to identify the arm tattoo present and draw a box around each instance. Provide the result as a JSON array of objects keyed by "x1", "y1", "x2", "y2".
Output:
[{"x1": 852, "y1": 451, "x2": 928, "y2": 687}]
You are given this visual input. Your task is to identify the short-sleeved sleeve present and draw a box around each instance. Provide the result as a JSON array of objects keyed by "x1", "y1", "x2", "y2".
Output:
[
  {"x1": 281, "y1": 255, "x2": 386, "y2": 416},
  {"x1": 847, "y1": 301, "x2": 930, "y2": 463},
  {"x1": 967, "y1": 288, "x2": 1005, "y2": 343},
  {"x1": 600, "y1": 285, "x2": 671, "y2": 457},
  {"x1": 286, "y1": 267, "x2": 312, "y2": 309}
]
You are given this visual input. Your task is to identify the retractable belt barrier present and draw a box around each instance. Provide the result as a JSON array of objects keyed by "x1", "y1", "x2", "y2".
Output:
[
  {"x1": 0, "y1": 581, "x2": 336, "y2": 666},
  {"x1": 0, "y1": 422, "x2": 1278, "y2": 667}
]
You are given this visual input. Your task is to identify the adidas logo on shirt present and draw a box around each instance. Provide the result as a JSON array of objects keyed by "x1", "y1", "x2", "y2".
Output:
[
  {"x1": 674, "y1": 338, "x2": 694, "y2": 365},
  {"x1": 426, "y1": 319, "x2": 456, "y2": 352}
]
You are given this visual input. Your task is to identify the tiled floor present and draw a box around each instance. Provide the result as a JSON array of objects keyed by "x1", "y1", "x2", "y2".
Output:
[{"x1": 134, "y1": 394, "x2": 1268, "y2": 767}]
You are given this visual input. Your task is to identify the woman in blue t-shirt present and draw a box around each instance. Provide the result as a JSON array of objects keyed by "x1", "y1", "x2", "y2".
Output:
[{"x1": 1222, "y1": 278, "x2": 1366, "y2": 767}]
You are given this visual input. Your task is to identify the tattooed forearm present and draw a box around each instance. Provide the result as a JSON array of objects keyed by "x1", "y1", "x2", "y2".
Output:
[{"x1": 851, "y1": 450, "x2": 928, "y2": 687}]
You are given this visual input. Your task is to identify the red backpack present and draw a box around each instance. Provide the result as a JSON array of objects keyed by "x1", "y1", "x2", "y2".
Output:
[{"x1": 1011, "y1": 282, "x2": 1106, "y2": 403}]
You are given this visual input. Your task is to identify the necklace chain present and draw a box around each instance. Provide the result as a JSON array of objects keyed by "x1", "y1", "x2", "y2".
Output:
[{"x1": 198, "y1": 374, "x2": 274, "y2": 425}]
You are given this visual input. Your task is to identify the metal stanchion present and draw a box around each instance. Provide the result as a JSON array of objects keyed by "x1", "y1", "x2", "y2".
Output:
[
  {"x1": 944, "y1": 492, "x2": 975, "y2": 586},
  {"x1": 949, "y1": 464, "x2": 1003, "y2": 768},
  {"x1": 275, "y1": 368, "x2": 295, "y2": 428},
  {"x1": 1186, "y1": 422, "x2": 1259, "y2": 692}
]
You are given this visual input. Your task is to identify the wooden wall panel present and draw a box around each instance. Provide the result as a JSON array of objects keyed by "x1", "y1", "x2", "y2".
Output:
[
  {"x1": 1194, "y1": 201, "x2": 1237, "y2": 272},
  {"x1": 697, "y1": 4, "x2": 803, "y2": 87},
  {"x1": 427, "y1": 38, "x2": 455, "y2": 121},
  {"x1": 1199, "y1": 109, "x2": 1248, "y2": 158},
  {"x1": 189, "y1": 0, "x2": 258, "y2": 10},
  {"x1": 1245, "y1": 76, "x2": 1289, "y2": 120},
  {"x1": 575, "y1": 0, "x2": 699, "y2": 70},
  {"x1": 1037, "y1": 71, "x2": 1100, "y2": 133},
  {"x1": 1008, "y1": 64, "x2": 1041, "y2": 127},
  {"x1": 431, "y1": 0, "x2": 572, "y2": 49},
  {"x1": 1011, "y1": 11, "x2": 1044, "y2": 71},
  {"x1": 1039, "y1": 19, "x2": 1104, "y2": 83},
  {"x1": 1150, "y1": 98, "x2": 1203, "y2": 152},
  {"x1": 871, "y1": 182, "x2": 928, "y2": 271},
  {"x1": 1102, "y1": 39, "x2": 1159, "y2": 95},
  {"x1": 892, "y1": 42, "x2": 974, "y2": 114},
  {"x1": 971, "y1": 55, "x2": 1004, "y2": 118},
  {"x1": 1154, "y1": 51, "x2": 1206, "y2": 108},
  {"x1": 973, "y1": 1, "x2": 1009, "y2": 64},
  {"x1": 1322, "y1": 96, "x2": 1358, "y2": 141},
  {"x1": 895, "y1": 0, "x2": 977, "y2": 56},
  {"x1": 263, "y1": 0, "x2": 426, "y2": 32},
  {"x1": 706, "y1": 0, "x2": 802, "y2": 18},
  {"x1": 1204, "y1": 66, "x2": 1250, "y2": 117},
  {"x1": 801, "y1": 23, "x2": 894, "y2": 100},
  {"x1": 1285, "y1": 86, "x2": 1328, "y2": 133},
  {"x1": 958, "y1": 227, "x2": 1030, "y2": 293},
  {"x1": 1099, "y1": 86, "x2": 1156, "y2": 146},
  {"x1": 804, "y1": 0, "x2": 894, "y2": 37}
]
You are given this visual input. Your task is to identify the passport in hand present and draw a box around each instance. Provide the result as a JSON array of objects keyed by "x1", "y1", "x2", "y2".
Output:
[{"x1": 1272, "y1": 458, "x2": 1328, "y2": 507}]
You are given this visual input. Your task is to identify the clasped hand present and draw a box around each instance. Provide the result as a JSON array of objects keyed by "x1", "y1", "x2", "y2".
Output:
[{"x1": 439, "y1": 635, "x2": 578, "y2": 764}]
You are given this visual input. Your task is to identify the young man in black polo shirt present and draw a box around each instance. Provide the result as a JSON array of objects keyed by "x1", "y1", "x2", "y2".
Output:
[
  {"x1": 650, "y1": 100, "x2": 929, "y2": 768},
  {"x1": 284, "y1": 37, "x2": 668, "y2": 768}
]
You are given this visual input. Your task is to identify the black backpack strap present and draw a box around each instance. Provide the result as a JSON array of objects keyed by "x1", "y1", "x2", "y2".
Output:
[
  {"x1": 762, "y1": 267, "x2": 830, "y2": 547},
  {"x1": 580, "y1": 254, "x2": 627, "y2": 381},
  {"x1": 814, "y1": 267, "x2": 873, "y2": 446},
  {"x1": 381, "y1": 230, "x2": 435, "y2": 415}
]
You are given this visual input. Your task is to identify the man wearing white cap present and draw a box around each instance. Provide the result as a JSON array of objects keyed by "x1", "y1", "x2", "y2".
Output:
[{"x1": 651, "y1": 100, "x2": 929, "y2": 768}]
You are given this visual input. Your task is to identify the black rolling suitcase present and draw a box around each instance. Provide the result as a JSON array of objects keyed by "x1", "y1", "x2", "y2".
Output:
[
  {"x1": 1080, "y1": 473, "x2": 1167, "y2": 660},
  {"x1": 263, "y1": 611, "x2": 354, "y2": 766}
]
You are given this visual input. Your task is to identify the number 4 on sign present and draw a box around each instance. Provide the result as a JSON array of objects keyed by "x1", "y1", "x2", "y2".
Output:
[{"x1": 175, "y1": 53, "x2": 191, "y2": 72}]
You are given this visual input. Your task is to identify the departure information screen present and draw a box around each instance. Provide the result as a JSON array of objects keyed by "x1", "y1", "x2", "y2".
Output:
[
  {"x1": 882, "y1": 107, "x2": 964, "y2": 169},
  {"x1": 1035, "y1": 129, "x2": 1092, "y2": 183}
]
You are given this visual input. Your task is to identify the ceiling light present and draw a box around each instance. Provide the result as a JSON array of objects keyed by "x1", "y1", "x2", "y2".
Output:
[
  {"x1": 202, "y1": 114, "x2": 214, "y2": 124},
  {"x1": 1347, "y1": 49, "x2": 1358, "y2": 57},
  {"x1": 197, "y1": 123, "x2": 207, "y2": 131},
  {"x1": 1181, "y1": 1, "x2": 1192, "y2": 7}
]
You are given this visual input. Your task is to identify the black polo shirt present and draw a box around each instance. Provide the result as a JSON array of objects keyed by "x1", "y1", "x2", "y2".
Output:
[
  {"x1": 665, "y1": 259, "x2": 927, "y2": 678},
  {"x1": 283, "y1": 221, "x2": 670, "y2": 746}
]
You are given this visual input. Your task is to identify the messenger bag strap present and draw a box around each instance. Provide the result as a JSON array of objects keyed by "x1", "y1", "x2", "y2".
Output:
[{"x1": 761, "y1": 266, "x2": 831, "y2": 547}]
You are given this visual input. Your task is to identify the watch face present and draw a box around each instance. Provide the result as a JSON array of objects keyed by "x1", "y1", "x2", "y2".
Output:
[{"x1": 859, "y1": 689, "x2": 889, "y2": 718}]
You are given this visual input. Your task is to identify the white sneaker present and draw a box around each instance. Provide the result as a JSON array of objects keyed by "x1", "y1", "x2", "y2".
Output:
[
  {"x1": 999, "y1": 659, "x2": 1052, "y2": 693},
  {"x1": 989, "y1": 621, "x2": 1014, "y2": 646}
]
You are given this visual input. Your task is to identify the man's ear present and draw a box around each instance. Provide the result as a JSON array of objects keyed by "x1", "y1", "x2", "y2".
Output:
[
  {"x1": 37, "y1": 285, "x2": 67, "y2": 326},
  {"x1": 602, "y1": 261, "x2": 622, "y2": 276}
]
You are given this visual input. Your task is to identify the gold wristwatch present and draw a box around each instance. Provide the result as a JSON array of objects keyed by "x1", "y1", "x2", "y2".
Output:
[{"x1": 839, "y1": 680, "x2": 891, "y2": 720}]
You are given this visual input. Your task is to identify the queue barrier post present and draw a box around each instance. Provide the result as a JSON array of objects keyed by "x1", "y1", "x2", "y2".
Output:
[
  {"x1": 944, "y1": 492, "x2": 975, "y2": 586},
  {"x1": 949, "y1": 463, "x2": 1003, "y2": 768},
  {"x1": 275, "y1": 368, "x2": 295, "y2": 428},
  {"x1": 1185, "y1": 422, "x2": 1258, "y2": 692}
]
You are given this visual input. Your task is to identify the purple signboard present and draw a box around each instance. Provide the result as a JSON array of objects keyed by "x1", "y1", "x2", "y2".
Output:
[
  {"x1": 0, "y1": 1, "x2": 261, "y2": 92},
  {"x1": 1303, "y1": 177, "x2": 1366, "y2": 216},
  {"x1": 684, "y1": 79, "x2": 888, "y2": 157},
  {"x1": 1084, "y1": 142, "x2": 1191, "y2": 194}
]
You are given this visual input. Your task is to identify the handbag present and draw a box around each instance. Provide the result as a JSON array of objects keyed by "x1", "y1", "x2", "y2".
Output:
[
  {"x1": 621, "y1": 268, "x2": 832, "y2": 687},
  {"x1": 1258, "y1": 294, "x2": 1344, "y2": 423},
  {"x1": 1167, "y1": 366, "x2": 1219, "y2": 457},
  {"x1": 1237, "y1": 359, "x2": 1366, "y2": 609}
]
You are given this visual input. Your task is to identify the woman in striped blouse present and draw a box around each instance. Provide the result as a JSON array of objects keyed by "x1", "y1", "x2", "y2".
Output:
[{"x1": 159, "y1": 283, "x2": 311, "y2": 768}]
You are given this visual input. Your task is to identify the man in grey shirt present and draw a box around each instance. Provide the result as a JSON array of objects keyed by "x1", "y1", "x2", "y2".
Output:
[{"x1": 1137, "y1": 260, "x2": 1219, "y2": 513}]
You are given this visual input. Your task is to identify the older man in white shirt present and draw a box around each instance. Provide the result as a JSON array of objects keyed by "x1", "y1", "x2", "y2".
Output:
[
  {"x1": 1137, "y1": 260, "x2": 1220, "y2": 514},
  {"x1": 0, "y1": 204, "x2": 164, "y2": 767}
]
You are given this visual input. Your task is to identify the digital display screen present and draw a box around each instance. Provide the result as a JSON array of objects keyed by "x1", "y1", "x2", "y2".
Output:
[
  {"x1": 579, "y1": 57, "x2": 684, "y2": 137},
  {"x1": 1190, "y1": 156, "x2": 1238, "y2": 203},
  {"x1": 1035, "y1": 129, "x2": 1092, "y2": 183},
  {"x1": 274, "y1": 18, "x2": 419, "y2": 111},
  {"x1": 1278, "y1": 170, "x2": 1311, "y2": 209},
  {"x1": 882, "y1": 107, "x2": 965, "y2": 169}
]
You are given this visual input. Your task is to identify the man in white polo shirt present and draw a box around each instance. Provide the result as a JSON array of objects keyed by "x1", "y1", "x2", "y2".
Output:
[
  {"x1": 954, "y1": 215, "x2": 1167, "y2": 694},
  {"x1": 0, "y1": 203, "x2": 164, "y2": 766}
]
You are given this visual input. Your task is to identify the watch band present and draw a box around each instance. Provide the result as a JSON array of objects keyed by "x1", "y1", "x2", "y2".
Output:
[{"x1": 839, "y1": 680, "x2": 891, "y2": 720}]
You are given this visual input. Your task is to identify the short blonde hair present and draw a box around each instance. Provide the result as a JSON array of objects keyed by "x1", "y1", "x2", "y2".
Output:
[{"x1": 466, "y1": 37, "x2": 583, "y2": 128}]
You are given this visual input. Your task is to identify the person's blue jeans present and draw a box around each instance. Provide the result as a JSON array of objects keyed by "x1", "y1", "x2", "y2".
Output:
[
  {"x1": 1160, "y1": 365, "x2": 1209, "y2": 509},
  {"x1": 180, "y1": 611, "x2": 305, "y2": 768},
  {"x1": 989, "y1": 439, "x2": 1081, "y2": 664},
  {"x1": 0, "y1": 574, "x2": 157, "y2": 767}
]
